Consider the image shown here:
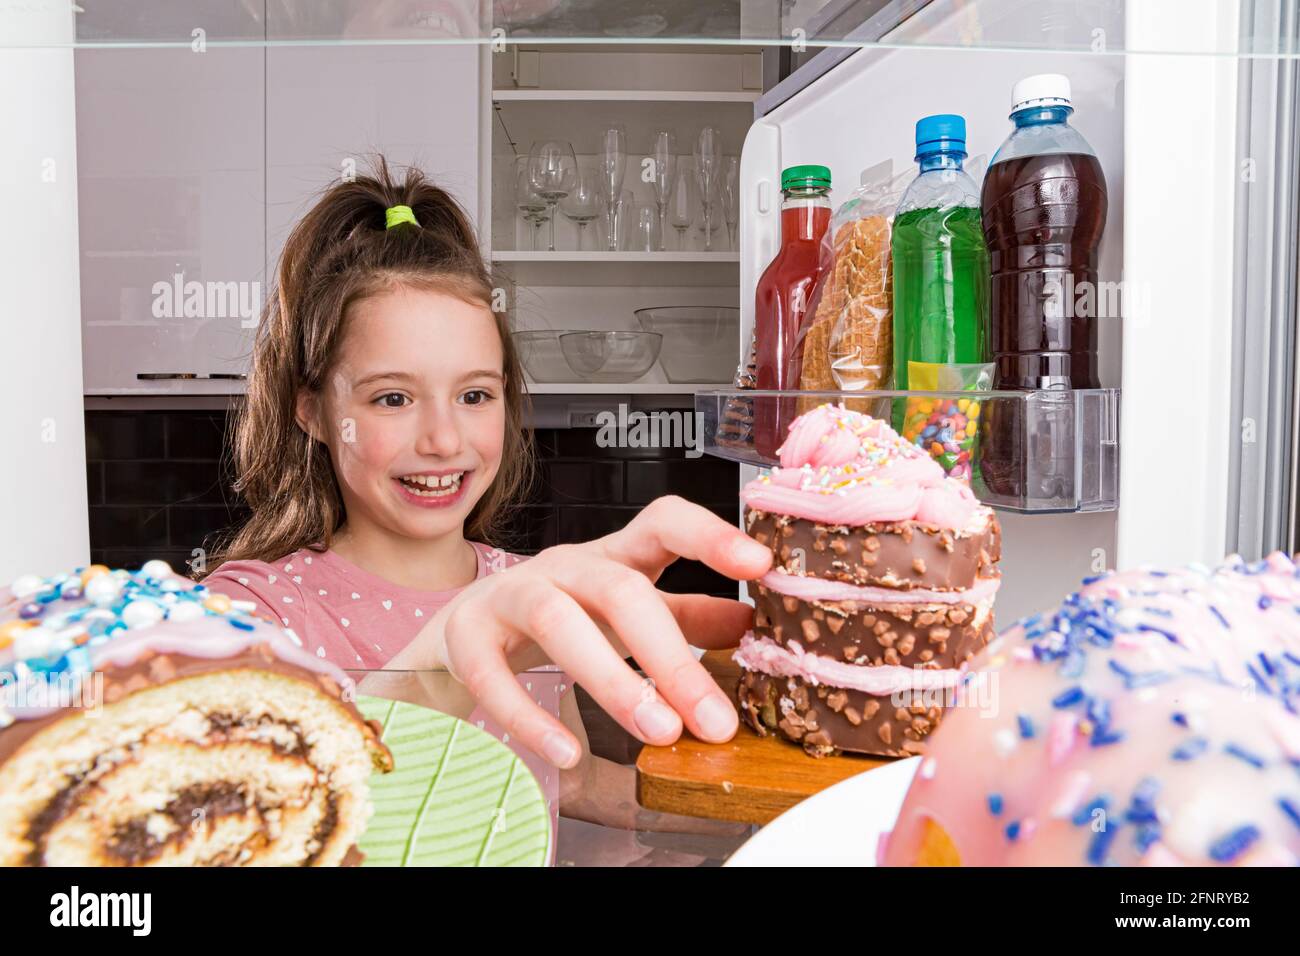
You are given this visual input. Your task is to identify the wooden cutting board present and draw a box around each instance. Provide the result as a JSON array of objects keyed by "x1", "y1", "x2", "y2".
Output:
[{"x1": 635, "y1": 650, "x2": 901, "y2": 825}]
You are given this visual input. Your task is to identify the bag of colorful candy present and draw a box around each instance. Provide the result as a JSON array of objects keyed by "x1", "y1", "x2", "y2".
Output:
[{"x1": 899, "y1": 362, "x2": 993, "y2": 481}]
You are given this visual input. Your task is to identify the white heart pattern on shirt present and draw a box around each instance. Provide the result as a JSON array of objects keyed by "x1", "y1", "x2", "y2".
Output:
[
  {"x1": 414, "y1": 608, "x2": 423, "y2": 618},
  {"x1": 340, "y1": 618, "x2": 349, "y2": 628},
  {"x1": 238, "y1": 577, "x2": 248, "y2": 586},
  {"x1": 382, "y1": 600, "x2": 392, "y2": 610},
  {"x1": 318, "y1": 589, "x2": 327, "y2": 596},
  {"x1": 316, "y1": 647, "x2": 325, "y2": 658},
  {"x1": 351, "y1": 592, "x2": 360, "y2": 600},
  {"x1": 268, "y1": 575, "x2": 277, "y2": 584},
  {"x1": 293, "y1": 576, "x2": 302, "y2": 584}
]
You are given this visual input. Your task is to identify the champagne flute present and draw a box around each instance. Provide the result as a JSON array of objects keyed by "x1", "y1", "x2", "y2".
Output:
[
  {"x1": 721, "y1": 155, "x2": 740, "y2": 251},
  {"x1": 560, "y1": 166, "x2": 601, "y2": 250},
  {"x1": 514, "y1": 155, "x2": 549, "y2": 251},
  {"x1": 693, "y1": 127, "x2": 723, "y2": 252},
  {"x1": 528, "y1": 140, "x2": 577, "y2": 253},
  {"x1": 597, "y1": 126, "x2": 626, "y2": 252},
  {"x1": 649, "y1": 130, "x2": 677, "y2": 252},
  {"x1": 668, "y1": 161, "x2": 697, "y2": 251}
]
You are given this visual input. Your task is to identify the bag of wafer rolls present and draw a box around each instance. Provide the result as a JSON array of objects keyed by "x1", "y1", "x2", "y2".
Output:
[{"x1": 794, "y1": 163, "x2": 910, "y2": 418}]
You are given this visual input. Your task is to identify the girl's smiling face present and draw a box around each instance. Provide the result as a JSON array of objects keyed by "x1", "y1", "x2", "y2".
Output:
[{"x1": 304, "y1": 283, "x2": 506, "y2": 542}]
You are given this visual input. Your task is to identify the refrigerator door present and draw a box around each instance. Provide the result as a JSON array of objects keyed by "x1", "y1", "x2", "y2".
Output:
[{"x1": 735, "y1": 0, "x2": 1259, "y2": 622}]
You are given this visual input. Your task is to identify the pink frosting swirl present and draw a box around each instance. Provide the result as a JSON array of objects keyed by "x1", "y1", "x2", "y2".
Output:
[{"x1": 743, "y1": 403, "x2": 987, "y2": 531}]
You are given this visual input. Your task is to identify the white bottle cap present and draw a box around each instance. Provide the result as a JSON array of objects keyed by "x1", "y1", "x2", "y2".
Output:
[{"x1": 1011, "y1": 73, "x2": 1072, "y2": 112}]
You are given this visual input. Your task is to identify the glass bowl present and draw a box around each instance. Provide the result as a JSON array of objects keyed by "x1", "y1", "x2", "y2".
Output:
[
  {"x1": 512, "y1": 330, "x2": 580, "y2": 383},
  {"x1": 633, "y1": 306, "x2": 740, "y2": 383},
  {"x1": 558, "y1": 331, "x2": 663, "y2": 383}
]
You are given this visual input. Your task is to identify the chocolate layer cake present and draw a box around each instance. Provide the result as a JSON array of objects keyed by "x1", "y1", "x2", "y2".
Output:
[
  {"x1": 734, "y1": 404, "x2": 1001, "y2": 757},
  {"x1": 0, "y1": 561, "x2": 393, "y2": 866}
]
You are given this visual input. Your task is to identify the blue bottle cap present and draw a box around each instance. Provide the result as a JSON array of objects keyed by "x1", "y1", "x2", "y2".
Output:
[{"x1": 914, "y1": 114, "x2": 967, "y2": 161}]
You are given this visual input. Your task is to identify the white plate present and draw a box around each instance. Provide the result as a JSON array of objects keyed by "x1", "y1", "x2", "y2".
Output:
[{"x1": 725, "y1": 756, "x2": 920, "y2": 867}]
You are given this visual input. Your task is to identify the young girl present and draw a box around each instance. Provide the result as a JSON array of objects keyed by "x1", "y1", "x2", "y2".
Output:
[{"x1": 202, "y1": 159, "x2": 769, "y2": 859}]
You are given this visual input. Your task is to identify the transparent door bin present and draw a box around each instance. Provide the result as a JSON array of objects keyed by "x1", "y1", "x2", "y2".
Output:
[{"x1": 696, "y1": 388, "x2": 1119, "y2": 514}]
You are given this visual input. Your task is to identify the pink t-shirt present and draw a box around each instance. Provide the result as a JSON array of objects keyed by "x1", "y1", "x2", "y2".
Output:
[{"x1": 205, "y1": 542, "x2": 567, "y2": 840}]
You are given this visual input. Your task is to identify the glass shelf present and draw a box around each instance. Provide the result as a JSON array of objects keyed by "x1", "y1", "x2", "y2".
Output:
[
  {"x1": 3, "y1": 0, "x2": 1296, "y2": 58},
  {"x1": 697, "y1": 387, "x2": 1120, "y2": 515}
]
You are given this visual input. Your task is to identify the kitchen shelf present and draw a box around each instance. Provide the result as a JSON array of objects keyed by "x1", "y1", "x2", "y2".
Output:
[
  {"x1": 697, "y1": 388, "x2": 1120, "y2": 515},
  {"x1": 492, "y1": 251, "x2": 738, "y2": 287},
  {"x1": 491, "y1": 92, "x2": 753, "y2": 156}
]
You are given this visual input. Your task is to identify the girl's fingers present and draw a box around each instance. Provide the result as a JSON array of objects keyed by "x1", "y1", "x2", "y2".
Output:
[
  {"x1": 539, "y1": 554, "x2": 738, "y2": 744},
  {"x1": 442, "y1": 605, "x2": 582, "y2": 769},
  {"x1": 494, "y1": 572, "x2": 687, "y2": 749},
  {"x1": 658, "y1": 591, "x2": 754, "y2": 649},
  {"x1": 605, "y1": 496, "x2": 771, "y2": 582}
]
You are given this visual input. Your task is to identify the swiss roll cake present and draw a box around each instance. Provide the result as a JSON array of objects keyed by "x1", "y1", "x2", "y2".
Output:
[{"x1": 0, "y1": 561, "x2": 392, "y2": 866}]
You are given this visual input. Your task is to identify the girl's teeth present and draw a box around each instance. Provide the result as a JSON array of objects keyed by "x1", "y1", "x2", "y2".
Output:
[{"x1": 399, "y1": 472, "x2": 464, "y2": 496}]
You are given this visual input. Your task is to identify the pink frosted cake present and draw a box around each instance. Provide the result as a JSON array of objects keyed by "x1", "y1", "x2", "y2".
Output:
[
  {"x1": 735, "y1": 403, "x2": 1001, "y2": 757},
  {"x1": 881, "y1": 553, "x2": 1300, "y2": 866},
  {"x1": 0, "y1": 562, "x2": 392, "y2": 866}
]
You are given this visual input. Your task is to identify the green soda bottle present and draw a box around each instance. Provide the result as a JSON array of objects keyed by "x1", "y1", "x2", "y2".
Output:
[{"x1": 891, "y1": 114, "x2": 990, "y2": 480}]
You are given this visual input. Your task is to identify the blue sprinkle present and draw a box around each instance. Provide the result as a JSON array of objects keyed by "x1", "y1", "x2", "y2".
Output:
[
  {"x1": 1085, "y1": 696, "x2": 1111, "y2": 728},
  {"x1": 1259, "y1": 653, "x2": 1277, "y2": 677},
  {"x1": 1005, "y1": 820, "x2": 1022, "y2": 841},
  {"x1": 1246, "y1": 662, "x2": 1274, "y2": 696},
  {"x1": 1017, "y1": 714, "x2": 1036, "y2": 739},
  {"x1": 1081, "y1": 574, "x2": 1104, "y2": 585},
  {"x1": 1279, "y1": 798, "x2": 1300, "y2": 830},
  {"x1": 1137, "y1": 623, "x2": 1178, "y2": 643},
  {"x1": 1091, "y1": 726, "x2": 1126, "y2": 747},
  {"x1": 1134, "y1": 823, "x2": 1162, "y2": 853},
  {"x1": 1125, "y1": 778, "x2": 1161, "y2": 824},
  {"x1": 1259, "y1": 595, "x2": 1274, "y2": 610},
  {"x1": 1073, "y1": 796, "x2": 1109, "y2": 827},
  {"x1": 1149, "y1": 570, "x2": 1168, "y2": 577},
  {"x1": 1225, "y1": 743, "x2": 1267, "y2": 769},
  {"x1": 1108, "y1": 659, "x2": 1133, "y2": 681},
  {"x1": 987, "y1": 793, "x2": 1004, "y2": 816},
  {"x1": 228, "y1": 618, "x2": 255, "y2": 631},
  {"x1": 1060, "y1": 650, "x2": 1086, "y2": 679},
  {"x1": 1208, "y1": 605, "x2": 1230, "y2": 629},
  {"x1": 1053, "y1": 686, "x2": 1085, "y2": 708},
  {"x1": 1171, "y1": 711, "x2": 1189, "y2": 727},
  {"x1": 1286, "y1": 653, "x2": 1300, "y2": 668},
  {"x1": 1172, "y1": 737, "x2": 1210, "y2": 760},
  {"x1": 1087, "y1": 825, "x2": 1118, "y2": 866},
  {"x1": 1208, "y1": 825, "x2": 1260, "y2": 863}
]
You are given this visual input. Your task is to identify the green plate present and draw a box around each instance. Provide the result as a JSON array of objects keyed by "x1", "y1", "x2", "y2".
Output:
[{"x1": 355, "y1": 695, "x2": 552, "y2": 867}]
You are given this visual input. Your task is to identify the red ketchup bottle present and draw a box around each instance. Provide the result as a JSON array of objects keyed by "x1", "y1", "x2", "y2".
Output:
[{"x1": 753, "y1": 164, "x2": 832, "y2": 459}]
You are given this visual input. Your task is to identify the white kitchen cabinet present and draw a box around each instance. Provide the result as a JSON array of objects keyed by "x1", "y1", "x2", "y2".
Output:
[
  {"x1": 77, "y1": 47, "x2": 266, "y2": 395},
  {"x1": 77, "y1": 41, "x2": 481, "y2": 396}
]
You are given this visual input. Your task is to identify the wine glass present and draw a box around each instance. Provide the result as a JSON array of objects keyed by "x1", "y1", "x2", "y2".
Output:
[
  {"x1": 695, "y1": 174, "x2": 723, "y2": 246},
  {"x1": 560, "y1": 166, "x2": 601, "y2": 250},
  {"x1": 633, "y1": 202, "x2": 660, "y2": 252},
  {"x1": 720, "y1": 155, "x2": 740, "y2": 251},
  {"x1": 649, "y1": 130, "x2": 677, "y2": 252},
  {"x1": 514, "y1": 156, "x2": 549, "y2": 251},
  {"x1": 528, "y1": 140, "x2": 577, "y2": 252},
  {"x1": 668, "y1": 161, "x2": 697, "y2": 251},
  {"x1": 693, "y1": 127, "x2": 723, "y2": 252},
  {"x1": 597, "y1": 126, "x2": 626, "y2": 252}
]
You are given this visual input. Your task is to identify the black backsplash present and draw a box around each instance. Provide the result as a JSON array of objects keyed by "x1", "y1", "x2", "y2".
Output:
[{"x1": 85, "y1": 409, "x2": 740, "y2": 597}]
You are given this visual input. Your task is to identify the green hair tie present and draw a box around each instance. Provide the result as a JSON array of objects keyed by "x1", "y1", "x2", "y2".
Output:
[{"x1": 385, "y1": 204, "x2": 419, "y2": 229}]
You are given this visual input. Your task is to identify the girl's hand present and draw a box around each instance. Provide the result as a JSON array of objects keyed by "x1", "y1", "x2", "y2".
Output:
[{"x1": 413, "y1": 496, "x2": 772, "y2": 768}]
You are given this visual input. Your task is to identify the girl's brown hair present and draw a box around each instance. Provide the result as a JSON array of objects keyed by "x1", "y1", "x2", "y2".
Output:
[{"x1": 203, "y1": 157, "x2": 533, "y2": 573}]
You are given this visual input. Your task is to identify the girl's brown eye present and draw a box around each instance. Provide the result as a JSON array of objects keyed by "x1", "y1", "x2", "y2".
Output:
[
  {"x1": 461, "y1": 389, "x2": 492, "y2": 406},
  {"x1": 377, "y1": 393, "x2": 408, "y2": 408}
]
